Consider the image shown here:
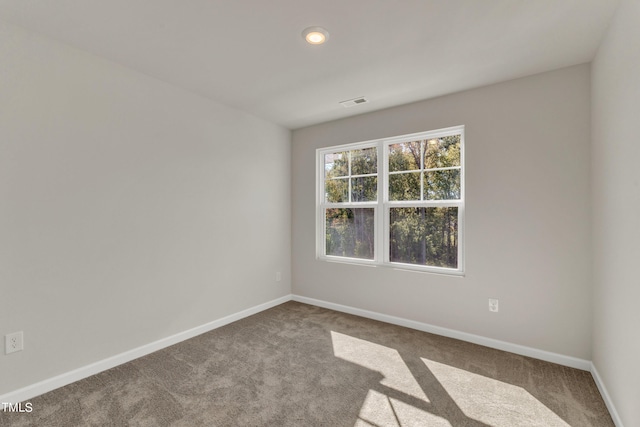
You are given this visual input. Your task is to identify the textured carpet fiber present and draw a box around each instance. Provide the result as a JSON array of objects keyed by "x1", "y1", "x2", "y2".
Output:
[{"x1": 0, "y1": 301, "x2": 614, "y2": 426}]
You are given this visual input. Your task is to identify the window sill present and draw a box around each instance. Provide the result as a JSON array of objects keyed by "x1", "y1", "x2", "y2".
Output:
[{"x1": 317, "y1": 256, "x2": 465, "y2": 277}]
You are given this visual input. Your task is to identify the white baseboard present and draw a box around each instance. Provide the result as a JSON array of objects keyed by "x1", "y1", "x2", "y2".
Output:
[
  {"x1": 292, "y1": 295, "x2": 592, "y2": 371},
  {"x1": 0, "y1": 294, "x2": 292, "y2": 404},
  {"x1": 2, "y1": 292, "x2": 610, "y2": 419},
  {"x1": 591, "y1": 364, "x2": 624, "y2": 427}
]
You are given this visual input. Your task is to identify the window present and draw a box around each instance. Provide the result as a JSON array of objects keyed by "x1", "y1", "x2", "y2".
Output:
[{"x1": 317, "y1": 126, "x2": 464, "y2": 275}]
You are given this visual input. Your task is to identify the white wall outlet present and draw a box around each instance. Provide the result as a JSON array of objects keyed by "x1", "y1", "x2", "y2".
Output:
[
  {"x1": 5, "y1": 331, "x2": 24, "y2": 354},
  {"x1": 275, "y1": 272, "x2": 282, "y2": 282},
  {"x1": 488, "y1": 298, "x2": 499, "y2": 313}
]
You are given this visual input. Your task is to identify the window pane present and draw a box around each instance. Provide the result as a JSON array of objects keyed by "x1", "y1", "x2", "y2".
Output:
[
  {"x1": 389, "y1": 172, "x2": 421, "y2": 201},
  {"x1": 424, "y1": 135, "x2": 461, "y2": 169},
  {"x1": 325, "y1": 152, "x2": 348, "y2": 178},
  {"x1": 351, "y1": 176, "x2": 377, "y2": 202},
  {"x1": 389, "y1": 141, "x2": 421, "y2": 172},
  {"x1": 424, "y1": 169, "x2": 461, "y2": 200},
  {"x1": 389, "y1": 207, "x2": 458, "y2": 268},
  {"x1": 351, "y1": 147, "x2": 377, "y2": 175},
  {"x1": 326, "y1": 208, "x2": 375, "y2": 259},
  {"x1": 325, "y1": 178, "x2": 348, "y2": 202}
]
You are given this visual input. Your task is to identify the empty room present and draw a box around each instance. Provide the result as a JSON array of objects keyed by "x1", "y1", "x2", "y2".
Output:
[{"x1": 0, "y1": 1, "x2": 638, "y2": 426}]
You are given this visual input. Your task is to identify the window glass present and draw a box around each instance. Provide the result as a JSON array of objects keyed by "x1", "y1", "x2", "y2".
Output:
[
  {"x1": 389, "y1": 207, "x2": 458, "y2": 268},
  {"x1": 389, "y1": 172, "x2": 421, "y2": 201},
  {"x1": 351, "y1": 147, "x2": 377, "y2": 175},
  {"x1": 351, "y1": 176, "x2": 377, "y2": 202},
  {"x1": 325, "y1": 178, "x2": 349, "y2": 203},
  {"x1": 424, "y1": 170, "x2": 460, "y2": 200},
  {"x1": 317, "y1": 126, "x2": 464, "y2": 273},
  {"x1": 424, "y1": 135, "x2": 460, "y2": 169},
  {"x1": 325, "y1": 152, "x2": 348, "y2": 178},
  {"x1": 389, "y1": 141, "x2": 421, "y2": 172},
  {"x1": 325, "y1": 208, "x2": 375, "y2": 259}
]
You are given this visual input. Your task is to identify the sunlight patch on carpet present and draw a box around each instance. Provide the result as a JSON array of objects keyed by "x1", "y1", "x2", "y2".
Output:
[
  {"x1": 332, "y1": 331, "x2": 453, "y2": 426},
  {"x1": 422, "y1": 358, "x2": 570, "y2": 427},
  {"x1": 331, "y1": 331, "x2": 429, "y2": 402},
  {"x1": 354, "y1": 390, "x2": 452, "y2": 427}
]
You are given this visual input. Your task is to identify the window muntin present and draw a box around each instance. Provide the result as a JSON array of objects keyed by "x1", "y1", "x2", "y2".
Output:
[
  {"x1": 388, "y1": 136, "x2": 461, "y2": 201},
  {"x1": 324, "y1": 147, "x2": 378, "y2": 203},
  {"x1": 317, "y1": 126, "x2": 464, "y2": 275}
]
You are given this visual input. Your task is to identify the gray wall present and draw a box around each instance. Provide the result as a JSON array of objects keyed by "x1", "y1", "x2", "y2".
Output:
[
  {"x1": 5, "y1": 7, "x2": 636, "y2": 424},
  {"x1": 292, "y1": 64, "x2": 592, "y2": 360},
  {"x1": 591, "y1": 0, "x2": 640, "y2": 425},
  {"x1": 0, "y1": 21, "x2": 291, "y2": 395}
]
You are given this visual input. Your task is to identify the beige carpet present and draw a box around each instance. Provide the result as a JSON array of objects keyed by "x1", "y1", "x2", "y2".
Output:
[{"x1": 0, "y1": 301, "x2": 614, "y2": 426}]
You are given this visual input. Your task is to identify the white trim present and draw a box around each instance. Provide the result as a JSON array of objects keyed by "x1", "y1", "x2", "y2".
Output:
[
  {"x1": 317, "y1": 126, "x2": 465, "y2": 275},
  {"x1": 387, "y1": 261, "x2": 465, "y2": 276},
  {"x1": 319, "y1": 254, "x2": 378, "y2": 266},
  {"x1": 291, "y1": 295, "x2": 591, "y2": 371},
  {"x1": 2, "y1": 292, "x2": 618, "y2": 425},
  {"x1": 383, "y1": 126, "x2": 464, "y2": 145},
  {"x1": 0, "y1": 294, "x2": 292, "y2": 404},
  {"x1": 323, "y1": 202, "x2": 378, "y2": 208},
  {"x1": 590, "y1": 364, "x2": 624, "y2": 427},
  {"x1": 386, "y1": 200, "x2": 462, "y2": 207}
]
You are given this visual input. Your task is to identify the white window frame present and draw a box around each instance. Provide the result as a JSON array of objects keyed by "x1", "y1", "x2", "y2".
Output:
[{"x1": 316, "y1": 125, "x2": 465, "y2": 276}]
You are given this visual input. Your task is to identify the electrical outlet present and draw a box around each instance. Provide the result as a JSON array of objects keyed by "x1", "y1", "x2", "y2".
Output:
[
  {"x1": 275, "y1": 272, "x2": 282, "y2": 282},
  {"x1": 5, "y1": 331, "x2": 24, "y2": 355},
  {"x1": 488, "y1": 299, "x2": 499, "y2": 313}
]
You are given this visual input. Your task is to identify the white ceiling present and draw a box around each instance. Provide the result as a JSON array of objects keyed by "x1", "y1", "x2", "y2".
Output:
[{"x1": 0, "y1": 0, "x2": 619, "y2": 129}]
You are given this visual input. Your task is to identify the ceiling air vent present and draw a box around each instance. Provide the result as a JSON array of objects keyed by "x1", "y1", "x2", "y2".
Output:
[{"x1": 339, "y1": 97, "x2": 368, "y2": 108}]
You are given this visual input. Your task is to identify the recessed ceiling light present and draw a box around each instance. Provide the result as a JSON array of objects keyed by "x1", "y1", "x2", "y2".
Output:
[{"x1": 302, "y1": 26, "x2": 329, "y2": 45}]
